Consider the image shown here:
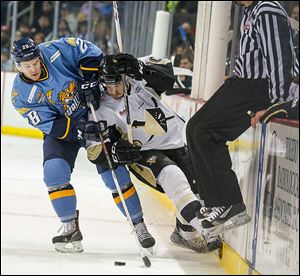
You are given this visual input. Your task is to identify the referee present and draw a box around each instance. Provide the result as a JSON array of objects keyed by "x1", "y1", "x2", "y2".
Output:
[{"x1": 186, "y1": 1, "x2": 299, "y2": 235}]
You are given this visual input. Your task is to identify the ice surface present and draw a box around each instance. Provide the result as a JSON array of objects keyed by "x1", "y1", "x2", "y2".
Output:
[{"x1": 1, "y1": 135, "x2": 227, "y2": 275}]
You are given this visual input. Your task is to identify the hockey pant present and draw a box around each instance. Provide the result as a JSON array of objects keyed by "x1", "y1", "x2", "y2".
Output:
[{"x1": 129, "y1": 146, "x2": 203, "y2": 237}]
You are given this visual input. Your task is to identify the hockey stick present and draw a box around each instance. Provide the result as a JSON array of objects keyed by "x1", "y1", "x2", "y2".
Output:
[
  {"x1": 88, "y1": 102, "x2": 151, "y2": 268},
  {"x1": 113, "y1": 1, "x2": 133, "y2": 144}
]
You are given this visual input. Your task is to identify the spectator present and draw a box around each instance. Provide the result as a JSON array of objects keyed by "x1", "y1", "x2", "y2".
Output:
[
  {"x1": 33, "y1": 1, "x2": 54, "y2": 27},
  {"x1": 1, "y1": 49, "x2": 13, "y2": 71},
  {"x1": 15, "y1": 31, "x2": 23, "y2": 41},
  {"x1": 1, "y1": 25, "x2": 10, "y2": 51},
  {"x1": 178, "y1": 53, "x2": 193, "y2": 89},
  {"x1": 181, "y1": 22, "x2": 195, "y2": 50},
  {"x1": 76, "y1": 21, "x2": 88, "y2": 40},
  {"x1": 60, "y1": 3, "x2": 78, "y2": 34},
  {"x1": 34, "y1": 32, "x2": 45, "y2": 45},
  {"x1": 58, "y1": 19, "x2": 72, "y2": 38},
  {"x1": 291, "y1": 5, "x2": 299, "y2": 21},
  {"x1": 94, "y1": 21, "x2": 111, "y2": 53},
  {"x1": 18, "y1": 22, "x2": 33, "y2": 37},
  {"x1": 172, "y1": 43, "x2": 186, "y2": 67},
  {"x1": 35, "y1": 15, "x2": 52, "y2": 39}
]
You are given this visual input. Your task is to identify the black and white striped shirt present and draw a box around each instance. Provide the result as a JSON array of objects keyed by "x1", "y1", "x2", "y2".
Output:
[{"x1": 235, "y1": 1, "x2": 299, "y2": 103}]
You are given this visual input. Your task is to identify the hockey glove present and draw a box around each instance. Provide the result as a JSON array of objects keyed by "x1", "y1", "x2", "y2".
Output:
[
  {"x1": 111, "y1": 139, "x2": 142, "y2": 165},
  {"x1": 259, "y1": 99, "x2": 299, "y2": 123},
  {"x1": 78, "y1": 78, "x2": 101, "y2": 110},
  {"x1": 76, "y1": 119, "x2": 108, "y2": 142},
  {"x1": 113, "y1": 53, "x2": 143, "y2": 80}
]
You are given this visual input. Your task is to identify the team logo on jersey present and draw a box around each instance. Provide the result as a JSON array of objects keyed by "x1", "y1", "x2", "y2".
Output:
[
  {"x1": 58, "y1": 81, "x2": 76, "y2": 110},
  {"x1": 46, "y1": 89, "x2": 56, "y2": 104},
  {"x1": 66, "y1": 38, "x2": 76, "y2": 46},
  {"x1": 146, "y1": 155, "x2": 157, "y2": 165},
  {"x1": 36, "y1": 91, "x2": 45, "y2": 103},
  {"x1": 11, "y1": 90, "x2": 18, "y2": 104},
  {"x1": 119, "y1": 108, "x2": 127, "y2": 117}
]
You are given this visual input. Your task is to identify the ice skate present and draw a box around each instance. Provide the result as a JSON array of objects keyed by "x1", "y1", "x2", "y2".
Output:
[
  {"x1": 170, "y1": 226, "x2": 209, "y2": 253},
  {"x1": 134, "y1": 220, "x2": 155, "y2": 254},
  {"x1": 203, "y1": 235, "x2": 223, "y2": 252},
  {"x1": 52, "y1": 210, "x2": 83, "y2": 253},
  {"x1": 201, "y1": 202, "x2": 251, "y2": 236}
]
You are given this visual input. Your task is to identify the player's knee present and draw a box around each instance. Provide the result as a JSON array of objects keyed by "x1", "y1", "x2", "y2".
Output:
[
  {"x1": 158, "y1": 165, "x2": 190, "y2": 199},
  {"x1": 43, "y1": 158, "x2": 71, "y2": 188},
  {"x1": 101, "y1": 165, "x2": 131, "y2": 192}
]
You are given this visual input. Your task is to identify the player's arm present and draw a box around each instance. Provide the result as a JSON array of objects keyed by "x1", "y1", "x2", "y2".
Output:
[
  {"x1": 141, "y1": 56, "x2": 176, "y2": 94},
  {"x1": 256, "y1": 10, "x2": 295, "y2": 102},
  {"x1": 63, "y1": 38, "x2": 104, "y2": 109},
  {"x1": 112, "y1": 53, "x2": 176, "y2": 95}
]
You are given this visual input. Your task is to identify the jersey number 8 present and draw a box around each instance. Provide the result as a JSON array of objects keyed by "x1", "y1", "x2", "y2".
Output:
[{"x1": 27, "y1": 110, "x2": 41, "y2": 125}]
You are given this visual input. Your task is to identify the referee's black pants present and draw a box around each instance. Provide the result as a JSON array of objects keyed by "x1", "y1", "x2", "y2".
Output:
[{"x1": 186, "y1": 77, "x2": 270, "y2": 207}]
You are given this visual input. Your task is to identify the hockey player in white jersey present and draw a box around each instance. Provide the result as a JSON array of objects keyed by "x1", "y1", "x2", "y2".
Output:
[{"x1": 78, "y1": 53, "x2": 222, "y2": 252}]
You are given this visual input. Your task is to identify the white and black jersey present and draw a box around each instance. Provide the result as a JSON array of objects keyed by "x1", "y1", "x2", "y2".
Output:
[
  {"x1": 235, "y1": 1, "x2": 299, "y2": 103},
  {"x1": 89, "y1": 78, "x2": 185, "y2": 151}
]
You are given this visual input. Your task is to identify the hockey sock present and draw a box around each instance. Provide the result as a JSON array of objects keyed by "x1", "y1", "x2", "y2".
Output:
[
  {"x1": 48, "y1": 183, "x2": 77, "y2": 222},
  {"x1": 112, "y1": 182, "x2": 143, "y2": 224}
]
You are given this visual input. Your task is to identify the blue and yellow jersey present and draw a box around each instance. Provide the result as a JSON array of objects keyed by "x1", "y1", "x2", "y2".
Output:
[{"x1": 11, "y1": 37, "x2": 103, "y2": 141}]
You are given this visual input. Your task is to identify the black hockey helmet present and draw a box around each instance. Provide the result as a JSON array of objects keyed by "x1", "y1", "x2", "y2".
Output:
[
  {"x1": 11, "y1": 37, "x2": 41, "y2": 63},
  {"x1": 100, "y1": 54, "x2": 122, "y2": 84}
]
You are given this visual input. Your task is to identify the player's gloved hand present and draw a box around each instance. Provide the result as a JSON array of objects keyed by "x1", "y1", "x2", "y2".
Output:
[
  {"x1": 78, "y1": 78, "x2": 101, "y2": 110},
  {"x1": 76, "y1": 119, "x2": 108, "y2": 142},
  {"x1": 113, "y1": 53, "x2": 143, "y2": 80},
  {"x1": 259, "y1": 101, "x2": 291, "y2": 123},
  {"x1": 111, "y1": 139, "x2": 142, "y2": 165}
]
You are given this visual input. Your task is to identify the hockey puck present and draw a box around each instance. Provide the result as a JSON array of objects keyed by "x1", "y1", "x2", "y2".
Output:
[{"x1": 114, "y1": 261, "x2": 126, "y2": 266}]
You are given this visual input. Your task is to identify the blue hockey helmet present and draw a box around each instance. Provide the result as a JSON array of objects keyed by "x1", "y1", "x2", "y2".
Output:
[
  {"x1": 11, "y1": 37, "x2": 41, "y2": 63},
  {"x1": 100, "y1": 55, "x2": 122, "y2": 84}
]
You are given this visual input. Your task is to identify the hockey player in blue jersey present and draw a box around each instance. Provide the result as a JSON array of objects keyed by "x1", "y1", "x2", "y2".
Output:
[{"x1": 10, "y1": 37, "x2": 155, "y2": 253}]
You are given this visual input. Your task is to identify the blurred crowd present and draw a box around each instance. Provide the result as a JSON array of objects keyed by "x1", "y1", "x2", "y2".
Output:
[
  {"x1": 1, "y1": 1, "x2": 199, "y2": 75},
  {"x1": 1, "y1": 1, "x2": 298, "y2": 81},
  {"x1": 1, "y1": 1, "x2": 113, "y2": 71}
]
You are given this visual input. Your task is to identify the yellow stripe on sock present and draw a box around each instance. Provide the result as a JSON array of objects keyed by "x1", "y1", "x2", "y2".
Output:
[
  {"x1": 114, "y1": 186, "x2": 136, "y2": 205},
  {"x1": 49, "y1": 189, "x2": 76, "y2": 201}
]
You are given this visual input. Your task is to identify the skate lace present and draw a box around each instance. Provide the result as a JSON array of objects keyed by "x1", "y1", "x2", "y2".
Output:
[
  {"x1": 199, "y1": 206, "x2": 211, "y2": 215},
  {"x1": 134, "y1": 222, "x2": 152, "y2": 241},
  {"x1": 206, "y1": 206, "x2": 226, "y2": 222},
  {"x1": 57, "y1": 219, "x2": 77, "y2": 236}
]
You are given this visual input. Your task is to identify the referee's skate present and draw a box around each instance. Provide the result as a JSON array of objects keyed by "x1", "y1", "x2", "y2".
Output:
[{"x1": 200, "y1": 202, "x2": 251, "y2": 236}]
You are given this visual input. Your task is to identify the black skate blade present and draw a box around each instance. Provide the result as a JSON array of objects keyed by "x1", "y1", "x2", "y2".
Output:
[{"x1": 54, "y1": 241, "x2": 84, "y2": 253}]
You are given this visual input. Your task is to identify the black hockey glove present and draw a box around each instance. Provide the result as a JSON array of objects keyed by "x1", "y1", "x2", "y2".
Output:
[
  {"x1": 76, "y1": 119, "x2": 108, "y2": 142},
  {"x1": 113, "y1": 53, "x2": 143, "y2": 80},
  {"x1": 111, "y1": 139, "x2": 142, "y2": 165},
  {"x1": 259, "y1": 99, "x2": 299, "y2": 123},
  {"x1": 78, "y1": 78, "x2": 101, "y2": 110}
]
